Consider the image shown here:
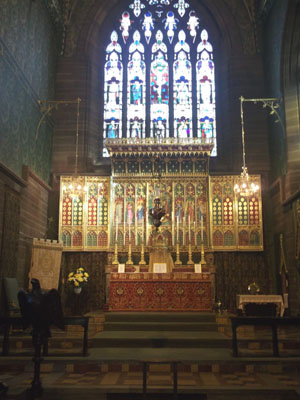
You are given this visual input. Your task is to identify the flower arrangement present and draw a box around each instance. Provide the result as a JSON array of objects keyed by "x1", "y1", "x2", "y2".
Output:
[{"x1": 68, "y1": 267, "x2": 89, "y2": 288}]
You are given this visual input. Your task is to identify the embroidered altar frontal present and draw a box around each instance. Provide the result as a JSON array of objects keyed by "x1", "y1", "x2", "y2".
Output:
[{"x1": 109, "y1": 273, "x2": 212, "y2": 311}]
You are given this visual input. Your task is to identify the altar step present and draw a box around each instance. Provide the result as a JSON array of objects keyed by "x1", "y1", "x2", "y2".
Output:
[
  {"x1": 104, "y1": 312, "x2": 216, "y2": 323},
  {"x1": 103, "y1": 322, "x2": 218, "y2": 331},
  {"x1": 92, "y1": 312, "x2": 230, "y2": 349},
  {"x1": 92, "y1": 331, "x2": 230, "y2": 348}
]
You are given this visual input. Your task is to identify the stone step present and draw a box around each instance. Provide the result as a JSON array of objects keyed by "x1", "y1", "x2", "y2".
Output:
[
  {"x1": 91, "y1": 330, "x2": 231, "y2": 348},
  {"x1": 103, "y1": 321, "x2": 219, "y2": 331},
  {"x1": 104, "y1": 312, "x2": 216, "y2": 323}
]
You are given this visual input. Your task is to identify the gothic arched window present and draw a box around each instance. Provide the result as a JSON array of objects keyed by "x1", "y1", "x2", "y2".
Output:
[{"x1": 103, "y1": 0, "x2": 216, "y2": 156}]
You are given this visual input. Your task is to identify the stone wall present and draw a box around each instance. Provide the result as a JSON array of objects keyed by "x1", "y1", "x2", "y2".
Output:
[
  {"x1": 0, "y1": 0, "x2": 59, "y2": 303},
  {"x1": 263, "y1": 0, "x2": 300, "y2": 315},
  {"x1": 0, "y1": 164, "x2": 52, "y2": 311},
  {"x1": 0, "y1": 0, "x2": 58, "y2": 182}
]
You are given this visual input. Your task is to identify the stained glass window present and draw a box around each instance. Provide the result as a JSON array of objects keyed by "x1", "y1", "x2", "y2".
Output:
[
  {"x1": 103, "y1": 31, "x2": 123, "y2": 157},
  {"x1": 103, "y1": 0, "x2": 217, "y2": 155},
  {"x1": 173, "y1": 31, "x2": 192, "y2": 138},
  {"x1": 196, "y1": 29, "x2": 216, "y2": 155},
  {"x1": 127, "y1": 31, "x2": 146, "y2": 138},
  {"x1": 151, "y1": 30, "x2": 169, "y2": 137}
]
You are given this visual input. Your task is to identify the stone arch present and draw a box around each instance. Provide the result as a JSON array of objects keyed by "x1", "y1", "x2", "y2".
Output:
[{"x1": 53, "y1": 0, "x2": 249, "y2": 175}]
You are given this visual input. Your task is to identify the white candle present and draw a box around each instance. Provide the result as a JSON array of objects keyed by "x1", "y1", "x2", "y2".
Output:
[
  {"x1": 177, "y1": 215, "x2": 179, "y2": 242},
  {"x1": 142, "y1": 217, "x2": 144, "y2": 243},
  {"x1": 201, "y1": 215, "x2": 203, "y2": 242},
  {"x1": 188, "y1": 215, "x2": 191, "y2": 242}
]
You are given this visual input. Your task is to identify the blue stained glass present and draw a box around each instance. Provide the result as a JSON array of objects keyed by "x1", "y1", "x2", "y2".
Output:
[
  {"x1": 103, "y1": 2, "x2": 217, "y2": 154},
  {"x1": 143, "y1": 11, "x2": 155, "y2": 43},
  {"x1": 163, "y1": 11, "x2": 178, "y2": 43}
]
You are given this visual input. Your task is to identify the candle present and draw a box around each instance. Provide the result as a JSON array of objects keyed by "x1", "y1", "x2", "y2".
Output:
[
  {"x1": 177, "y1": 215, "x2": 179, "y2": 242},
  {"x1": 115, "y1": 218, "x2": 118, "y2": 241},
  {"x1": 123, "y1": 216, "x2": 126, "y2": 246},
  {"x1": 172, "y1": 211, "x2": 174, "y2": 245},
  {"x1": 128, "y1": 218, "x2": 131, "y2": 242},
  {"x1": 201, "y1": 215, "x2": 203, "y2": 242},
  {"x1": 188, "y1": 215, "x2": 191, "y2": 242}
]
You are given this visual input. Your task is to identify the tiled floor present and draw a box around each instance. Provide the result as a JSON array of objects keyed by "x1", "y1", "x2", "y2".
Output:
[{"x1": 1, "y1": 312, "x2": 300, "y2": 399}]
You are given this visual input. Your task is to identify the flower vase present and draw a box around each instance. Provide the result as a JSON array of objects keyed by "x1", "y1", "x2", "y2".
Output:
[{"x1": 74, "y1": 287, "x2": 82, "y2": 294}]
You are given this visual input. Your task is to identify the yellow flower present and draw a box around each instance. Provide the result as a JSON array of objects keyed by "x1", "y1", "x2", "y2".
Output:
[
  {"x1": 77, "y1": 277, "x2": 83, "y2": 282},
  {"x1": 78, "y1": 267, "x2": 84, "y2": 271},
  {"x1": 84, "y1": 272, "x2": 89, "y2": 277},
  {"x1": 68, "y1": 272, "x2": 74, "y2": 277},
  {"x1": 74, "y1": 281, "x2": 79, "y2": 287}
]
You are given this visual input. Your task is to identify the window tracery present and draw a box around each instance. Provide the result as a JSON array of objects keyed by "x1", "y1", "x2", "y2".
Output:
[{"x1": 103, "y1": 0, "x2": 217, "y2": 155}]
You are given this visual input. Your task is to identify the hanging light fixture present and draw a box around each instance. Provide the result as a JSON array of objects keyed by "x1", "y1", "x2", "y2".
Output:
[
  {"x1": 234, "y1": 95, "x2": 282, "y2": 196},
  {"x1": 234, "y1": 96, "x2": 260, "y2": 196}
]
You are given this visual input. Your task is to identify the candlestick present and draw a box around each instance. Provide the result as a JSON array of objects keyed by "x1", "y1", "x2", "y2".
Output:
[
  {"x1": 127, "y1": 242, "x2": 133, "y2": 265},
  {"x1": 123, "y1": 218, "x2": 125, "y2": 246},
  {"x1": 128, "y1": 219, "x2": 131, "y2": 243},
  {"x1": 188, "y1": 215, "x2": 191, "y2": 243},
  {"x1": 187, "y1": 241, "x2": 193, "y2": 265},
  {"x1": 139, "y1": 237, "x2": 146, "y2": 265},
  {"x1": 175, "y1": 240, "x2": 182, "y2": 265},
  {"x1": 115, "y1": 218, "x2": 118, "y2": 242},
  {"x1": 112, "y1": 241, "x2": 119, "y2": 265},
  {"x1": 200, "y1": 240, "x2": 206, "y2": 265},
  {"x1": 172, "y1": 211, "x2": 174, "y2": 246}
]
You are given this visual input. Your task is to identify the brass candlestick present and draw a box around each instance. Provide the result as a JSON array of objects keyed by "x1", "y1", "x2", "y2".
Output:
[
  {"x1": 139, "y1": 240, "x2": 146, "y2": 265},
  {"x1": 187, "y1": 241, "x2": 194, "y2": 265},
  {"x1": 127, "y1": 242, "x2": 133, "y2": 265},
  {"x1": 112, "y1": 242, "x2": 119, "y2": 265},
  {"x1": 175, "y1": 240, "x2": 182, "y2": 265},
  {"x1": 200, "y1": 240, "x2": 206, "y2": 265}
]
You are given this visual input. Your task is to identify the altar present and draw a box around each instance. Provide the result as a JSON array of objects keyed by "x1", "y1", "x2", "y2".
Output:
[
  {"x1": 109, "y1": 272, "x2": 212, "y2": 312},
  {"x1": 59, "y1": 136, "x2": 263, "y2": 314}
]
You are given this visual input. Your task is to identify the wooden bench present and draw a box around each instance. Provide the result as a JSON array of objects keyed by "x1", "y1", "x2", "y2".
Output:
[
  {"x1": 0, "y1": 316, "x2": 89, "y2": 357},
  {"x1": 230, "y1": 316, "x2": 300, "y2": 357}
]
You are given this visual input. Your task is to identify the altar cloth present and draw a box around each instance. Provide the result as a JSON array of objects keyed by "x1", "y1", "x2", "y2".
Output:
[{"x1": 109, "y1": 273, "x2": 212, "y2": 312}]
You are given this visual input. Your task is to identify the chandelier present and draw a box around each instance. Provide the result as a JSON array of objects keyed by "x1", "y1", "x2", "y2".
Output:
[{"x1": 234, "y1": 96, "x2": 282, "y2": 196}]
